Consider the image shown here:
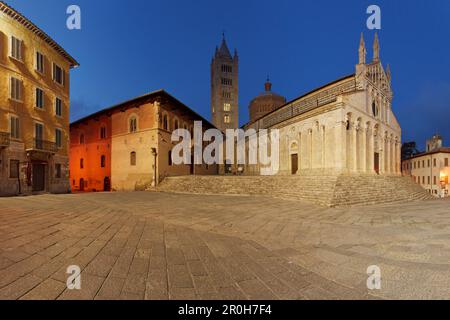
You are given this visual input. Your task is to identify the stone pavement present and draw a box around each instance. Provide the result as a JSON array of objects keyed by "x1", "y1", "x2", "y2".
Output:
[{"x1": 0, "y1": 192, "x2": 449, "y2": 300}]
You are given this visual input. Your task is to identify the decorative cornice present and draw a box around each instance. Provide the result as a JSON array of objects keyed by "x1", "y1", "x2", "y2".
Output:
[{"x1": 0, "y1": 1, "x2": 79, "y2": 68}]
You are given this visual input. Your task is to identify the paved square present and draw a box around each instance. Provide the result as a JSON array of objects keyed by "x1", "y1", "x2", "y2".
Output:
[{"x1": 0, "y1": 192, "x2": 449, "y2": 300}]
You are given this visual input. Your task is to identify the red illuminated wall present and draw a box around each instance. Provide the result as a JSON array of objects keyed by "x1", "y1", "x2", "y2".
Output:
[{"x1": 69, "y1": 115, "x2": 112, "y2": 192}]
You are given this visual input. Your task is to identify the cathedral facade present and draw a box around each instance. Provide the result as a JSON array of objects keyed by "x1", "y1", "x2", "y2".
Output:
[{"x1": 242, "y1": 33, "x2": 402, "y2": 176}]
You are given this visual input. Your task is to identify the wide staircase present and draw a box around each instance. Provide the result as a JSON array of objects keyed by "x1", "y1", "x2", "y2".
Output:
[{"x1": 157, "y1": 175, "x2": 434, "y2": 207}]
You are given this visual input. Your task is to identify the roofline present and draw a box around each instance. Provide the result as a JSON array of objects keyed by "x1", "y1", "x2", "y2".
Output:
[
  {"x1": 404, "y1": 148, "x2": 450, "y2": 160},
  {"x1": 0, "y1": 1, "x2": 79, "y2": 68},
  {"x1": 70, "y1": 89, "x2": 217, "y2": 129},
  {"x1": 242, "y1": 73, "x2": 355, "y2": 128}
]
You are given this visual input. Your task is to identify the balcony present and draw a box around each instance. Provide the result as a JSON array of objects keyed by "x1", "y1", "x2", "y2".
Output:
[
  {"x1": 27, "y1": 139, "x2": 58, "y2": 154},
  {"x1": 0, "y1": 132, "x2": 10, "y2": 148}
]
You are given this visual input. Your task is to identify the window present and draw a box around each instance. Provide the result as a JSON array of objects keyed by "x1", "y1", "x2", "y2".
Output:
[
  {"x1": 9, "y1": 160, "x2": 19, "y2": 179},
  {"x1": 53, "y1": 63, "x2": 65, "y2": 85},
  {"x1": 422, "y1": 176, "x2": 425, "y2": 184},
  {"x1": 428, "y1": 159, "x2": 430, "y2": 167},
  {"x1": 224, "y1": 103, "x2": 231, "y2": 112},
  {"x1": 428, "y1": 176, "x2": 431, "y2": 185},
  {"x1": 80, "y1": 158, "x2": 84, "y2": 169},
  {"x1": 10, "y1": 116, "x2": 20, "y2": 139},
  {"x1": 55, "y1": 164, "x2": 62, "y2": 179},
  {"x1": 434, "y1": 158, "x2": 437, "y2": 167},
  {"x1": 129, "y1": 117, "x2": 137, "y2": 133},
  {"x1": 221, "y1": 78, "x2": 232, "y2": 86},
  {"x1": 163, "y1": 115, "x2": 168, "y2": 130},
  {"x1": 221, "y1": 65, "x2": 232, "y2": 73},
  {"x1": 80, "y1": 134, "x2": 85, "y2": 144},
  {"x1": 10, "y1": 36, "x2": 22, "y2": 61},
  {"x1": 35, "y1": 123, "x2": 43, "y2": 140},
  {"x1": 222, "y1": 91, "x2": 231, "y2": 99},
  {"x1": 418, "y1": 161, "x2": 421, "y2": 169},
  {"x1": 10, "y1": 77, "x2": 22, "y2": 101},
  {"x1": 372, "y1": 102, "x2": 379, "y2": 117},
  {"x1": 130, "y1": 152, "x2": 136, "y2": 166},
  {"x1": 422, "y1": 160, "x2": 425, "y2": 168},
  {"x1": 55, "y1": 98, "x2": 62, "y2": 116},
  {"x1": 36, "y1": 88, "x2": 44, "y2": 109},
  {"x1": 36, "y1": 51, "x2": 44, "y2": 73},
  {"x1": 100, "y1": 127, "x2": 107, "y2": 139},
  {"x1": 224, "y1": 115, "x2": 231, "y2": 124},
  {"x1": 101, "y1": 155, "x2": 106, "y2": 168},
  {"x1": 168, "y1": 151, "x2": 172, "y2": 166},
  {"x1": 445, "y1": 158, "x2": 449, "y2": 167},
  {"x1": 55, "y1": 129, "x2": 62, "y2": 148}
]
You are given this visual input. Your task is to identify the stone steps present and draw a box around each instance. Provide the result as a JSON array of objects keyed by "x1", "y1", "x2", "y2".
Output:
[{"x1": 157, "y1": 174, "x2": 435, "y2": 207}]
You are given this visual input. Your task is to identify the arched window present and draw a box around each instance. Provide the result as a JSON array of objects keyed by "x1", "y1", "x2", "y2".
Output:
[
  {"x1": 372, "y1": 101, "x2": 379, "y2": 118},
  {"x1": 129, "y1": 116, "x2": 137, "y2": 133},
  {"x1": 80, "y1": 158, "x2": 84, "y2": 169},
  {"x1": 130, "y1": 152, "x2": 136, "y2": 166},
  {"x1": 101, "y1": 155, "x2": 106, "y2": 168},
  {"x1": 80, "y1": 134, "x2": 85, "y2": 144},
  {"x1": 163, "y1": 114, "x2": 168, "y2": 130}
]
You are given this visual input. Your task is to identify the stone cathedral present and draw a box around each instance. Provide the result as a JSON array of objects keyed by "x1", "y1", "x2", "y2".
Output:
[
  {"x1": 160, "y1": 33, "x2": 431, "y2": 206},
  {"x1": 243, "y1": 33, "x2": 402, "y2": 176},
  {"x1": 210, "y1": 35, "x2": 239, "y2": 131}
]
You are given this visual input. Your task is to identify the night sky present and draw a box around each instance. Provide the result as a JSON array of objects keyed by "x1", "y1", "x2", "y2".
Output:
[{"x1": 6, "y1": 0, "x2": 450, "y2": 150}]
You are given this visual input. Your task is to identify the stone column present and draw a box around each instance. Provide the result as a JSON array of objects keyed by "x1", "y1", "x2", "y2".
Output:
[
  {"x1": 361, "y1": 126, "x2": 367, "y2": 173},
  {"x1": 334, "y1": 121, "x2": 346, "y2": 172},
  {"x1": 352, "y1": 124, "x2": 358, "y2": 172},
  {"x1": 386, "y1": 137, "x2": 391, "y2": 174},
  {"x1": 367, "y1": 128, "x2": 374, "y2": 173}
]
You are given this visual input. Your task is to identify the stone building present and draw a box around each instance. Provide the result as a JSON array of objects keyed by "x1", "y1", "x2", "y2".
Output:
[
  {"x1": 0, "y1": 2, "x2": 78, "y2": 196},
  {"x1": 402, "y1": 135, "x2": 449, "y2": 197},
  {"x1": 248, "y1": 78, "x2": 286, "y2": 123},
  {"x1": 70, "y1": 90, "x2": 217, "y2": 192},
  {"x1": 242, "y1": 33, "x2": 402, "y2": 176},
  {"x1": 211, "y1": 35, "x2": 239, "y2": 131}
]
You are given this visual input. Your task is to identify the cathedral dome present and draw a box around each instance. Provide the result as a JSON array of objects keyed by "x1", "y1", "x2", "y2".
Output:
[{"x1": 248, "y1": 79, "x2": 286, "y2": 123}]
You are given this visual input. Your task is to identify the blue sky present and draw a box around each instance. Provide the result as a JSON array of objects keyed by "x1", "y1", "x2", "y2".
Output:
[{"x1": 7, "y1": 0, "x2": 450, "y2": 150}]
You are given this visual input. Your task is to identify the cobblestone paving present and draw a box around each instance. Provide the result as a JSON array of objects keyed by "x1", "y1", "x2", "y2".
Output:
[{"x1": 0, "y1": 192, "x2": 449, "y2": 300}]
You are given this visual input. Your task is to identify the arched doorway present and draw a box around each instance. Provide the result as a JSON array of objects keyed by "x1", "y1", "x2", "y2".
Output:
[{"x1": 79, "y1": 178, "x2": 84, "y2": 191}]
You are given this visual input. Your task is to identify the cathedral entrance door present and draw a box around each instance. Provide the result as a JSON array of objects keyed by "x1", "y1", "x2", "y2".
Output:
[
  {"x1": 291, "y1": 154, "x2": 298, "y2": 175},
  {"x1": 374, "y1": 153, "x2": 380, "y2": 174}
]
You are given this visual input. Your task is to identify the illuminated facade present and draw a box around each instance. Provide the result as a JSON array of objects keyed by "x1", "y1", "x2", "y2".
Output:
[
  {"x1": 0, "y1": 2, "x2": 78, "y2": 196},
  {"x1": 70, "y1": 90, "x2": 217, "y2": 192},
  {"x1": 402, "y1": 135, "x2": 450, "y2": 197}
]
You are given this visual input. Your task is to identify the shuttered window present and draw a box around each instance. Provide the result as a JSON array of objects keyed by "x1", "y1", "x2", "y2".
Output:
[
  {"x1": 11, "y1": 36, "x2": 22, "y2": 60},
  {"x1": 53, "y1": 63, "x2": 65, "y2": 85},
  {"x1": 10, "y1": 116, "x2": 20, "y2": 139},
  {"x1": 10, "y1": 77, "x2": 22, "y2": 101}
]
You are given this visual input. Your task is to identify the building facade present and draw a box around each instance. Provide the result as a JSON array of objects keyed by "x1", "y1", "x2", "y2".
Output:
[
  {"x1": 402, "y1": 135, "x2": 449, "y2": 197},
  {"x1": 70, "y1": 90, "x2": 217, "y2": 192},
  {"x1": 242, "y1": 33, "x2": 402, "y2": 176},
  {"x1": 211, "y1": 35, "x2": 239, "y2": 131},
  {"x1": 0, "y1": 2, "x2": 78, "y2": 196}
]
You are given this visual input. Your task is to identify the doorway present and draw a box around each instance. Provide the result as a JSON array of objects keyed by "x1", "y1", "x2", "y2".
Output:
[
  {"x1": 103, "y1": 177, "x2": 111, "y2": 192},
  {"x1": 291, "y1": 154, "x2": 299, "y2": 175},
  {"x1": 79, "y1": 178, "x2": 85, "y2": 191},
  {"x1": 374, "y1": 152, "x2": 380, "y2": 175},
  {"x1": 32, "y1": 163, "x2": 45, "y2": 192}
]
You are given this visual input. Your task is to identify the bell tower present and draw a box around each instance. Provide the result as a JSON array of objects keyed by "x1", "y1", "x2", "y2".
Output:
[{"x1": 211, "y1": 34, "x2": 239, "y2": 131}]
